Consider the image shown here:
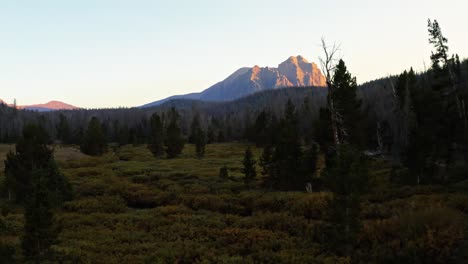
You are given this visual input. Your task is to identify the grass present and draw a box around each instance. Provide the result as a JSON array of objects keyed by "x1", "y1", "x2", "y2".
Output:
[{"x1": 0, "y1": 143, "x2": 467, "y2": 263}]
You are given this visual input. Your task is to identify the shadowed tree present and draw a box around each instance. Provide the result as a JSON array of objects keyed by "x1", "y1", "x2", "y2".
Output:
[
  {"x1": 3, "y1": 123, "x2": 72, "y2": 206},
  {"x1": 426, "y1": 19, "x2": 466, "y2": 178},
  {"x1": 56, "y1": 113, "x2": 71, "y2": 144},
  {"x1": 242, "y1": 147, "x2": 257, "y2": 187},
  {"x1": 21, "y1": 169, "x2": 59, "y2": 263},
  {"x1": 190, "y1": 114, "x2": 206, "y2": 158},
  {"x1": 81, "y1": 117, "x2": 107, "y2": 156},
  {"x1": 272, "y1": 100, "x2": 303, "y2": 190},
  {"x1": 2, "y1": 123, "x2": 71, "y2": 263},
  {"x1": 331, "y1": 59, "x2": 364, "y2": 147},
  {"x1": 321, "y1": 144, "x2": 370, "y2": 258},
  {"x1": 320, "y1": 38, "x2": 341, "y2": 147},
  {"x1": 165, "y1": 108, "x2": 185, "y2": 158},
  {"x1": 148, "y1": 112, "x2": 164, "y2": 157}
]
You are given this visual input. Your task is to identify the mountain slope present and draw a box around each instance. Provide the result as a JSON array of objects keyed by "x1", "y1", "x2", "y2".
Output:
[
  {"x1": 141, "y1": 55, "x2": 326, "y2": 108},
  {"x1": 0, "y1": 99, "x2": 80, "y2": 111},
  {"x1": 21, "y1": 101, "x2": 80, "y2": 111}
]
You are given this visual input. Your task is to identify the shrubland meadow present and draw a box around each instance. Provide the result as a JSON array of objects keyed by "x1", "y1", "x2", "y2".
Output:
[{"x1": 0, "y1": 20, "x2": 467, "y2": 263}]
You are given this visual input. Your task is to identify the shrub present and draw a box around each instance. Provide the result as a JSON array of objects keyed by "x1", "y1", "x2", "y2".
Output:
[
  {"x1": 358, "y1": 207, "x2": 467, "y2": 263},
  {"x1": 289, "y1": 192, "x2": 332, "y2": 219},
  {"x1": 63, "y1": 196, "x2": 127, "y2": 214}
]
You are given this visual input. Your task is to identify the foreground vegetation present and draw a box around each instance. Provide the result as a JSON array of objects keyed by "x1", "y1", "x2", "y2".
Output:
[
  {"x1": 0, "y1": 143, "x2": 467, "y2": 263},
  {"x1": 0, "y1": 20, "x2": 467, "y2": 263}
]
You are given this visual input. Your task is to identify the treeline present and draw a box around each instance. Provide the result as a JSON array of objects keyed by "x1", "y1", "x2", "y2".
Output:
[
  {"x1": 0, "y1": 88, "x2": 327, "y2": 145},
  {"x1": 1, "y1": 55, "x2": 467, "y2": 152}
]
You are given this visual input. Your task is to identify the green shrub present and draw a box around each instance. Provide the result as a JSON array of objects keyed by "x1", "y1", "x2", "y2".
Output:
[
  {"x1": 63, "y1": 196, "x2": 127, "y2": 214},
  {"x1": 358, "y1": 207, "x2": 467, "y2": 263},
  {"x1": 289, "y1": 192, "x2": 332, "y2": 219}
]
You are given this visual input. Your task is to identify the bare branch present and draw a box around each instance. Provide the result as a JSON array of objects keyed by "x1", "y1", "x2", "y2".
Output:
[
  {"x1": 319, "y1": 37, "x2": 342, "y2": 147},
  {"x1": 319, "y1": 37, "x2": 341, "y2": 84}
]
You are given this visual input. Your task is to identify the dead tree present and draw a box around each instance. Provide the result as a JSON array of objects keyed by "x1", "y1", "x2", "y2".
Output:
[{"x1": 319, "y1": 38, "x2": 342, "y2": 147}]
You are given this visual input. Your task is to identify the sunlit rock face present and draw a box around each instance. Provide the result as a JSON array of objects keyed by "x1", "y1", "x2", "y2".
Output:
[
  {"x1": 141, "y1": 55, "x2": 327, "y2": 107},
  {"x1": 199, "y1": 55, "x2": 326, "y2": 101},
  {"x1": 278, "y1": 55, "x2": 326, "y2": 87}
]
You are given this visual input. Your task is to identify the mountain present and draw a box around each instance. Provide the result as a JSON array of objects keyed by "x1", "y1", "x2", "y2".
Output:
[
  {"x1": 141, "y1": 55, "x2": 326, "y2": 108},
  {"x1": 0, "y1": 99, "x2": 80, "y2": 111},
  {"x1": 21, "y1": 101, "x2": 80, "y2": 111}
]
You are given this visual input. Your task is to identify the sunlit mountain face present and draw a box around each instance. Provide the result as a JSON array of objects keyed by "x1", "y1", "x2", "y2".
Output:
[{"x1": 141, "y1": 55, "x2": 326, "y2": 108}]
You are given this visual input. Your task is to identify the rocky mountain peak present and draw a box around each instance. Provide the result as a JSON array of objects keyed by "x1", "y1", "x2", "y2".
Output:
[
  {"x1": 278, "y1": 55, "x2": 325, "y2": 87},
  {"x1": 141, "y1": 55, "x2": 327, "y2": 108}
]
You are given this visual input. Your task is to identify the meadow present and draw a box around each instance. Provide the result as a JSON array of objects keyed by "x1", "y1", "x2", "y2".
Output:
[{"x1": 0, "y1": 143, "x2": 467, "y2": 263}]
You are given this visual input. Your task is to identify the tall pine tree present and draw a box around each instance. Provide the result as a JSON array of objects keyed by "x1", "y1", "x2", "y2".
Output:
[
  {"x1": 165, "y1": 108, "x2": 185, "y2": 158},
  {"x1": 3, "y1": 124, "x2": 72, "y2": 205},
  {"x1": 56, "y1": 113, "x2": 71, "y2": 144},
  {"x1": 148, "y1": 112, "x2": 165, "y2": 157},
  {"x1": 331, "y1": 59, "x2": 364, "y2": 148},
  {"x1": 3, "y1": 123, "x2": 71, "y2": 262},
  {"x1": 190, "y1": 114, "x2": 206, "y2": 158},
  {"x1": 80, "y1": 117, "x2": 107, "y2": 156},
  {"x1": 22, "y1": 169, "x2": 59, "y2": 263},
  {"x1": 242, "y1": 147, "x2": 257, "y2": 187},
  {"x1": 321, "y1": 144, "x2": 370, "y2": 257},
  {"x1": 427, "y1": 19, "x2": 466, "y2": 179}
]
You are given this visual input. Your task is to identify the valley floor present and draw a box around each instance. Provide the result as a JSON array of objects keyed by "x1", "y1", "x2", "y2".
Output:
[{"x1": 0, "y1": 144, "x2": 467, "y2": 263}]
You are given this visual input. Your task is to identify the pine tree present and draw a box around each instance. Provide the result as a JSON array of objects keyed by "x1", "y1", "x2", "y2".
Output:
[
  {"x1": 117, "y1": 126, "x2": 130, "y2": 146},
  {"x1": 300, "y1": 96, "x2": 314, "y2": 144},
  {"x1": 207, "y1": 126, "x2": 215, "y2": 144},
  {"x1": 273, "y1": 100, "x2": 303, "y2": 190},
  {"x1": 315, "y1": 107, "x2": 334, "y2": 150},
  {"x1": 56, "y1": 113, "x2": 71, "y2": 144},
  {"x1": 195, "y1": 129, "x2": 206, "y2": 158},
  {"x1": 165, "y1": 108, "x2": 185, "y2": 158},
  {"x1": 81, "y1": 117, "x2": 107, "y2": 156},
  {"x1": 392, "y1": 70, "x2": 415, "y2": 162},
  {"x1": 253, "y1": 110, "x2": 270, "y2": 147},
  {"x1": 242, "y1": 147, "x2": 256, "y2": 187},
  {"x1": 331, "y1": 59, "x2": 364, "y2": 147},
  {"x1": 148, "y1": 113, "x2": 164, "y2": 157},
  {"x1": 393, "y1": 68, "x2": 436, "y2": 184},
  {"x1": 190, "y1": 115, "x2": 206, "y2": 158},
  {"x1": 3, "y1": 124, "x2": 72, "y2": 205},
  {"x1": 21, "y1": 169, "x2": 58, "y2": 263},
  {"x1": 302, "y1": 143, "x2": 318, "y2": 181},
  {"x1": 321, "y1": 144, "x2": 370, "y2": 257},
  {"x1": 259, "y1": 145, "x2": 273, "y2": 178},
  {"x1": 427, "y1": 19, "x2": 466, "y2": 179},
  {"x1": 428, "y1": 19, "x2": 449, "y2": 75},
  {"x1": 2, "y1": 124, "x2": 71, "y2": 262}
]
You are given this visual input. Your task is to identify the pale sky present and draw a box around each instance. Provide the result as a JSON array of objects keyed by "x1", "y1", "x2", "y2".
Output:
[{"x1": 0, "y1": 0, "x2": 466, "y2": 108}]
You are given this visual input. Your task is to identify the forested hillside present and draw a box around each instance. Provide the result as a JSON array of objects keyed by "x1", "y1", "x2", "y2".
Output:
[{"x1": 2, "y1": 58, "x2": 467, "y2": 148}]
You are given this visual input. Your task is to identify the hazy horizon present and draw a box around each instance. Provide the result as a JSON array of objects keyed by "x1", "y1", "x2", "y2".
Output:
[{"x1": 1, "y1": 0, "x2": 467, "y2": 108}]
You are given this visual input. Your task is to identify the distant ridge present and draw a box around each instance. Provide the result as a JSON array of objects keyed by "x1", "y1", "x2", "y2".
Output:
[
  {"x1": 141, "y1": 55, "x2": 326, "y2": 108},
  {"x1": 0, "y1": 99, "x2": 80, "y2": 112}
]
